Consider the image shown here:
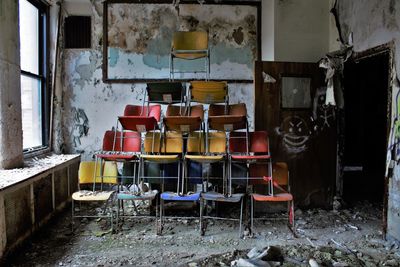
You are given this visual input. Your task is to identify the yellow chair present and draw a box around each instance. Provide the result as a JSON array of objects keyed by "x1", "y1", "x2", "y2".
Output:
[
  {"x1": 72, "y1": 161, "x2": 118, "y2": 232},
  {"x1": 139, "y1": 131, "x2": 185, "y2": 234},
  {"x1": 189, "y1": 81, "x2": 228, "y2": 105},
  {"x1": 185, "y1": 131, "x2": 244, "y2": 237},
  {"x1": 170, "y1": 31, "x2": 210, "y2": 80}
]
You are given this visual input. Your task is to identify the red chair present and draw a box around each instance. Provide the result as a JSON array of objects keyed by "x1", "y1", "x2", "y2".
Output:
[
  {"x1": 96, "y1": 130, "x2": 141, "y2": 161},
  {"x1": 116, "y1": 104, "x2": 161, "y2": 132},
  {"x1": 229, "y1": 131, "x2": 272, "y2": 196},
  {"x1": 250, "y1": 162, "x2": 295, "y2": 235}
]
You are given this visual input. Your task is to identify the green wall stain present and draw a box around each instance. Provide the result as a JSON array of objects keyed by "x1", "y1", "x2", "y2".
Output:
[
  {"x1": 211, "y1": 44, "x2": 253, "y2": 68},
  {"x1": 108, "y1": 47, "x2": 119, "y2": 67}
]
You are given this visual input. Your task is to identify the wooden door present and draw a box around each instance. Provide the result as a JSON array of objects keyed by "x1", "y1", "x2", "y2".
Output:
[{"x1": 254, "y1": 61, "x2": 336, "y2": 207}]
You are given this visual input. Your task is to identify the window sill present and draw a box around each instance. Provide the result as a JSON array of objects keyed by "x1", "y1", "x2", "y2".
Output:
[{"x1": 23, "y1": 146, "x2": 51, "y2": 159}]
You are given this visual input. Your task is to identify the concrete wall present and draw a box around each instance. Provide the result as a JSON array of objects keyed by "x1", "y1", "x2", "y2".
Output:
[
  {"x1": 274, "y1": 0, "x2": 330, "y2": 63},
  {"x1": 261, "y1": 0, "x2": 275, "y2": 61},
  {"x1": 0, "y1": 0, "x2": 23, "y2": 169},
  {"x1": 335, "y1": 0, "x2": 400, "y2": 242}
]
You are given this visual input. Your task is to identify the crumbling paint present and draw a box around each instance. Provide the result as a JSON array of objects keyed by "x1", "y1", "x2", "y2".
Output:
[
  {"x1": 58, "y1": 1, "x2": 255, "y2": 161},
  {"x1": 71, "y1": 108, "x2": 89, "y2": 147},
  {"x1": 106, "y1": 3, "x2": 257, "y2": 80}
]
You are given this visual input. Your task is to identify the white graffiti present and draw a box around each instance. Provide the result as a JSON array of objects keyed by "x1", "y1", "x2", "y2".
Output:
[{"x1": 276, "y1": 116, "x2": 311, "y2": 155}]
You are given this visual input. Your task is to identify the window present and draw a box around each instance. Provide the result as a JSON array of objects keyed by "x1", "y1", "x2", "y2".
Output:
[{"x1": 19, "y1": 0, "x2": 49, "y2": 151}]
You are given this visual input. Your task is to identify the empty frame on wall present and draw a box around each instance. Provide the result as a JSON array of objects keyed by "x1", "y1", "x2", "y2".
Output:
[
  {"x1": 102, "y1": 0, "x2": 261, "y2": 82},
  {"x1": 281, "y1": 76, "x2": 312, "y2": 109}
]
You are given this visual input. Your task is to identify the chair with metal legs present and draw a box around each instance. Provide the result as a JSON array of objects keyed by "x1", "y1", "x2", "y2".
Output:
[
  {"x1": 71, "y1": 161, "x2": 118, "y2": 232},
  {"x1": 184, "y1": 131, "x2": 244, "y2": 237},
  {"x1": 170, "y1": 31, "x2": 210, "y2": 80},
  {"x1": 250, "y1": 162, "x2": 295, "y2": 235}
]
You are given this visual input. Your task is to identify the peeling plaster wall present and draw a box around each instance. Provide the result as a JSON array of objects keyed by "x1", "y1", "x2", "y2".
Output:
[
  {"x1": 335, "y1": 0, "x2": 400, "y2": 242},
  {"x1": 59, "y1": 1, "x2": 255, "y2": 161},
  {"x1": 274, "y1": 0, "x2": 330, "y2": 62},
  {"x1": 0, "y1": 0, "x2": 24, "y2": 169}
]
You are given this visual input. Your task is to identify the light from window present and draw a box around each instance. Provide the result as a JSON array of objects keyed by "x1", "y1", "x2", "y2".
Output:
[{"x1": 19, "y1": 0, "x2": 43, "y2": 150}]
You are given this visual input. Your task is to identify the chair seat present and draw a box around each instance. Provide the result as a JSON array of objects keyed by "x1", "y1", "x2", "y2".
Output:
[
  {"x1": 252, "y1": 193, "x2": 293, "y2": 202},
  {"x1": 172, "y1": 50, "x2": 208, "y2": 60},
  {"x1": 96, "y1": 153, "x2": 137, "y2": 160},
  {"x1": 201, "y1": 191, "x2": 244, "y2": 202},
  {"x1": 164, "y1": 116, "x2": 202, "y2": 131},
  {"x1": 231, "y1": 155, "x2": 271, "y2": 161},
  {"x1": 117, "y1": 190, "x2": 158, "y2": 200},
  {"x1": 118, "y1": 116, "x2": 158, "y2": 131},
  {"x1": 185, "y1": 154, "x2": 224, "y2": 163},
  {"x1": 72, "y1": 190, "x2": 115, "y2": 201},
  {"x1": 160, "y1": 192, "x2": 200, "y2": 201},
  {"x1": 140, "y1": 154, "x2": 180, "y2": 163}
]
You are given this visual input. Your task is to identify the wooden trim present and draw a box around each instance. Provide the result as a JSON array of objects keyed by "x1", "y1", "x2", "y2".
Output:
[{"x1": 103, "y1": 78, "x2": 254, "y2": 83}]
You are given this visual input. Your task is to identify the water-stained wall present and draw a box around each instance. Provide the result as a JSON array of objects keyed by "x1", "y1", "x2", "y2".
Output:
[
  {"x1": 335, "y1": 0, "x2": 400, "y2": 242},
  {"x1": 57, "y1": 1, "x2": 255, "y2": 160}
]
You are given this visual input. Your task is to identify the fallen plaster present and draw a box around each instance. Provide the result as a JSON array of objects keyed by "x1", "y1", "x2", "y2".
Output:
[
  {"x1": 4, "y1": 202, "x2": 400, "y2": 266},
  {"x1": 0, "y1": 154, "x2": 79, "y2": 190}
]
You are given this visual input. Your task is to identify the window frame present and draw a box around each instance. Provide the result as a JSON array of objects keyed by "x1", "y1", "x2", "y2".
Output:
[{"x1": 20, "y1": 0, "x2": 50, "y2": 156}]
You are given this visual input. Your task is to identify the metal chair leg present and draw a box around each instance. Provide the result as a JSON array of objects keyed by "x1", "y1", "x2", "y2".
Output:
[
  {"x1": 200, "y1": 197, "x2": 205, "y2": 236},
  {"x1": 239, "y1": 197, "x2": 244, "y2": 238},
  {"x1": 251, "y1": 196, "x2": 254, "y2": 234},
  {"x1": 71, "y1": 199, "x2": 75, "y2": 233}
]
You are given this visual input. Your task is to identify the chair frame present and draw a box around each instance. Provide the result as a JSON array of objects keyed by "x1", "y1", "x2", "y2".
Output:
[
  {"x1": 250, "y1": 162, "x2": 296, "y2": 236},
  {"x1": 169, "y1": 31, "x2": 210, "y2": 81},
  {"x1": 71, "y1": 161, "x2": 118, "y2": 233}
]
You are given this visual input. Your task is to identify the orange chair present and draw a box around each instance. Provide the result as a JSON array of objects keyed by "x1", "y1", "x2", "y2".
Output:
[
  {"x1": 163, "y1": 104, "x2": 204, "y2": 132},
  {"x1": 208, "y1": 103, "x2": 248, "y2": 132},
  {"x1": 250, "y1": 162, "x2": 295, "y2": 235}
]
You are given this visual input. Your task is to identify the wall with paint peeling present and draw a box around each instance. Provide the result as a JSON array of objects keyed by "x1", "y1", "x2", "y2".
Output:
[
  {"x1": 335, "y1": 0, "x2": 400, "y2": 242},
  {"x1": 57, "y1": 0, "x2": 255, "y2": 161}
]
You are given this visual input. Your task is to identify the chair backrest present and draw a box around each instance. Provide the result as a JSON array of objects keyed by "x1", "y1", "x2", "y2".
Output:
[
  {"x1": 229, "y1": 131, "x2": 269, "y2": 154},
  {"x1": 166, "y1": 104, "x2": 204, "y2": 119},
  {"x1": 172, "y1": 31, "x2": 208, "y2": 51},
  {"x1": 146, "y1": 82, "x2": 185, "y2": 104},
  {"x1": 144, "y1": 131, "x2": 183, "y2": 154},
  {"x1": 78, "y1": 161, "x2": 118, "y2": 185},
  {"x1": 208, "y1": 103, "x2": 247, "y2": 116},
  {"x1": 272, "y1": 162, "x2": 289, "y2": 186},
  {"x1": 187, "y1": 131, "x2": 226, "y2": 153},
  {"x1": 190, "y1": 81, "x2": 227, "y2": 104},
  {"x1": 102, "y1": 131, "x2": 141, "y2": 153},
  {"x1": 123, "y1": 104, "x2": 161, "y2": 122}
]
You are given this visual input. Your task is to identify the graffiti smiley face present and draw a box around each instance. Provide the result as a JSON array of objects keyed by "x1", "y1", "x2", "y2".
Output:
[{"x1": 276, "y1": 115, "x2": 311, "y2": 154}]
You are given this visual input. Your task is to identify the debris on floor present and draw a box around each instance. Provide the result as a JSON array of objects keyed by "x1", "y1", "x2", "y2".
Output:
[{"x1": 5, "y1": 202, "x2": 400, "y2": 266}]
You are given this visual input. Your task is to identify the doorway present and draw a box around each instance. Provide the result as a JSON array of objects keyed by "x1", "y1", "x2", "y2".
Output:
[{"x1": 342, "y1": 47, "x2": 391, "y2": 204}]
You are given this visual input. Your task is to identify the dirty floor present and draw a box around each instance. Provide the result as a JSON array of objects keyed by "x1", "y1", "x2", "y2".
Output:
[{"x1": 5, "y1": 201, "x2": 400, "y2": 266}]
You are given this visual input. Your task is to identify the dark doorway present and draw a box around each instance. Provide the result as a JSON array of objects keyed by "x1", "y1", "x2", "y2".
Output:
[{"x1": 342, "y1": 50, "x2": 391, "y2": 203}]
